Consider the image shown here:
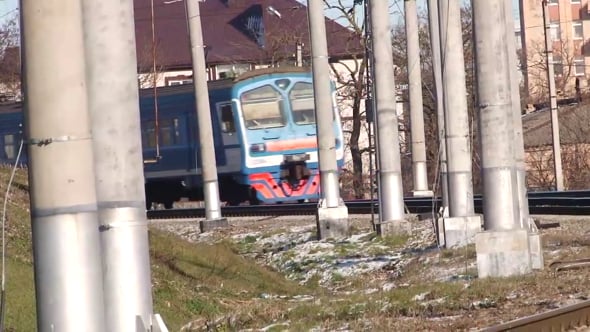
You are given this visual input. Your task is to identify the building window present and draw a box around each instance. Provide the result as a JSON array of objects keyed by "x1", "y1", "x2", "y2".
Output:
[
  {"x1": 553, "y1": 55, "x2": 563, "y2": 76},
  {"x1": 216, "y1": 63, "x2": 251, "y2": 80},
  {"x1": 571, "y1": 0, "x2": 581, "y2": 4},
  {"x1": 548, "y1": 0, "x2": 558, "y2": 4},
  {"x1": 167, "y1": 79, "x2": 192, "y2": 86},
  {"x1": 574, "y1": 56, "x2": 585, "y2": 76},
  {"x1": 550, "y1": 23, "x2": 561, "y2": 41},
  {"x1": 573, "y1": 21, "x2": 583, "y2": 40}
]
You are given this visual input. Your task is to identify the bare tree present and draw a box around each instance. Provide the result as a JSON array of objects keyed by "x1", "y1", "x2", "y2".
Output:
[
  {"x1": 526, "y1": 37, "x2": 582, "y2": 103},
  {"x1": 0, "y1": 12, "x2": 21, "y2": 100}
]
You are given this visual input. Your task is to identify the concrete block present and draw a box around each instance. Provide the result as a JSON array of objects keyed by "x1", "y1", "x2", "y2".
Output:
[
  {"x1": 316, "y1": 202, "x2": 349, "y2": 240},
  {"x1": 528, "y1": 234, "x2": 544, "y2": 270},
  {"x1": 436, "y1": 217, "x2": 445, "y2": 247},
  {"x1": 376, "y1": 219, "x2": 412, "y2": 236},
  {"x1": 443, "y1": 215, "x2": 482, "y2": 248},
  {"x1": 412, "y1": 190, "x2": 434, "y2": 197},
  {"x1": 475, "y1": 229, "x2": 532, "y2": 278},
  {"x1": 199, "y1": 218, "x2": 229, "y2": 233}
]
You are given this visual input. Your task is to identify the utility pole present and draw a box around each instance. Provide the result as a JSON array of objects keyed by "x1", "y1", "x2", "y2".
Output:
[
  {"x1": 186, "y1": 0, "x2": 228, "y2": 232},
  {"x1": 21, "y1": 0, "x2": 106, "y2": 329},
  {"x1": 405, "y1": 0, "x2": 432, "y2": 198},
  {"x1": 542, "y1": 0, "x2": 564, "y2": 191},
  {"x1": 473, "y1": 0, "x2": 532, "y2": 278},
  {"x1": 437, "y1": 0, "x2": 481, "y2": 247},
  {"x1": 369, "y1": 0, "x2": 407, "y2": 235},
  {"x1": 427, "y1": 0, "x2": 450, "y2": 246},
  {"x1": 306, "y1": 0, "x2": 349, "y2": 239},
  {"x1": 81, "y1": 0, "x2": 162, "y2": 330}
]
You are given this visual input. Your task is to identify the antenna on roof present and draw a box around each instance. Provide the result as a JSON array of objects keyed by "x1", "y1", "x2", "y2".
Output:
[{"x1": 267, "y1": 6, "x2": 282, "y2": 18}]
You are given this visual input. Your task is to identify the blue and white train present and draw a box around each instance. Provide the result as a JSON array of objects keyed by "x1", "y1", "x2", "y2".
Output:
[{"x1": 0, "y1": 67, "x2": 345, "y2": 208}]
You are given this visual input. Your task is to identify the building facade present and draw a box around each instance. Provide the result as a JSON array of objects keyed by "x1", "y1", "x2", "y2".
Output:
[{"x1": 520, "y1": 0, "x2": 589, "y2": 101}]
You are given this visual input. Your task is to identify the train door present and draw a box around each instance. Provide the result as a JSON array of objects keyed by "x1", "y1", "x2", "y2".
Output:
[{"x1": 216, "y1": 102, "x2": 241, "y2": 173}]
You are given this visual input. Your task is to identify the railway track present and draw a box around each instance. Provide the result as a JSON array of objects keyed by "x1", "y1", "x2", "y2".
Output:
[
  {"x1": 147, "y1": 191, "x2": 590, "y2": 219},
  {"x1": 481, "y1": 299, "x2": 590, "y2": 331}
]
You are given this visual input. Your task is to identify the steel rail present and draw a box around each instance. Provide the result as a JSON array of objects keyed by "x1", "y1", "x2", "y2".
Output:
[{"x1": 480, "y1": 299, "x2": 590, "y2": 332}]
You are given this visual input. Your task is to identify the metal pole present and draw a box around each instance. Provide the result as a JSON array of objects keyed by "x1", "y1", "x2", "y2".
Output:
[
  {"x1": 504, "y1": 0, "x2": 530, "y2": 229},
  {"x1": 438, "y1": 0, "x2": 475, "y2": 217},
  {"x1": 369, "y1": 0, "x2": 406, "y2": 233},
  {"x1": 81, "y1": 0, "x2": 154, "y2": 330},
  {"x1": 21, "y1": 0, "x2": 106, "y2": 330},
  {"x1": 427, "y1": 0, "x2": 449, "y2": 212},
  {"x1": 473, "y1": 0, "x2": 520, "y2": 231},
  {"x1": 542, "y1": 0, "x2": 564, "y2": 191},
  {"x1": 186, "y1": 0, "x2": 227, "y2": 228},
  {"x1": 307, "y1": 0, "x2": 348, "y2": 239},
  {"x1": 405, "y1": 0, "x2": 430, "y2": 196}
]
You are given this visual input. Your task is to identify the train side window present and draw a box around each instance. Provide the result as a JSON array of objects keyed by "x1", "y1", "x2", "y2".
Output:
[
  {"x1": 219, "y1": 104, "x2": 236, "y2": 133},
  {"x1": 4, "y1": 134, "x2": 15, "y2": 159},
  {"x1": 142, "y1": 121, "x2": 157, "y2": 148},
  {"x1": 160, "y1": 118, "x2": 180, "y2": 145}
]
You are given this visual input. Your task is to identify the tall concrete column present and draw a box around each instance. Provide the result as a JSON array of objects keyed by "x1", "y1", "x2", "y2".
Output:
[
  {"x1": 505, "y1": 0, "x2": 544, "y2": 270},
  {"x1": 437, "y1": 0, "x2": 481, "y2": 248},
  {"x1": 473, "y1": 0, "x2": 532, "y2": 278},
  {"x1": 405, "y1": 0, "x2": 432, "y2": 197},
  {"x1": 186, "y1": 0, "x2": 228, "y2": 232},
  {"x1": 307, "y1": 0, "x2": 349, "y2": 239},
  {"x1": 542, "y1": 0, "x2": 564, "y2": 191},
  {"x1": 427, "y1": 0, "x2": 449, "y2": 213},
  {"x1": 81, "y1": 0, "x2": 161, "y2": 330},
  {"x1": 438, "y1": 0, "x2": 475, "y2": 217},
  {"x1": 369, "y1": 0, "x2": 407, "y2": 235},
  {"x1": 21, "y1": 0, "x2": 106, "y2": 329}
]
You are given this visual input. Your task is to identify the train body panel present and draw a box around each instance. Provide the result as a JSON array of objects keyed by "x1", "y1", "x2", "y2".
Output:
[{"x1": 0, "y1": 67, "x2": 345, "y2": 207}]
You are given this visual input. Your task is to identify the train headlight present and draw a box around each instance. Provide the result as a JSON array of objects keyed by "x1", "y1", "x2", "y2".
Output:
[{"x1": 250, "y1": 143, "x2": 266, "y2": 153}]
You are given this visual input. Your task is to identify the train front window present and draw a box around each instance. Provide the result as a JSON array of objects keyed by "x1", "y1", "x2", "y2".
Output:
[
  {"x1": 240, "y1": 85, "x2": 286, "y2": 129},
  {"x1": 289, "y1": 82, "x2": 316, "y2": 125}
]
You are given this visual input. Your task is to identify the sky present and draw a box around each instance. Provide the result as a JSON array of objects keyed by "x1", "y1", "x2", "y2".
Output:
[{"x1": 0, "y1": 0, "x2": 521, "y2": 31}]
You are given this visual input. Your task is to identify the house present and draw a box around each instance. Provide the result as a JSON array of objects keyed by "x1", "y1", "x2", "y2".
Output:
[
  {"x1": 522, "y1": 102, "x2": 590, "y2": 190},
  {"x1": 519, "y1": 0, "x2": 589, "y2": 101},
  {"x1": 132, "y1": 0, "x2": 364, "y2": 86}
]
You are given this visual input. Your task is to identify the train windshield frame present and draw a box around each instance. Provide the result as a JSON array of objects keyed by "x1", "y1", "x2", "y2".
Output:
[
  {"x1": 239, "y1": 85, "x2": 286, "y2": 130},
  {"x1": 289, "y1": 82, "x2": 316, "y2": 125}
]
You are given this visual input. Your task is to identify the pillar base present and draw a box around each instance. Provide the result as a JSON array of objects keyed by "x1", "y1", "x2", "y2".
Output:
[
  {"x1": 475, "y1": 229, "x2": 532, "y2": 278},
  {"x1": 375, "y1": 218, "x2": 411, "y2": 236},
  {"x1": 441, "y1": 215, "x2": 482, "y2": 248},
  {"x1": 199, "y1": 218, "x2": 229, "y2": 233},
  {"x1": 527, "y1": 219, "x2": 544, "y2": 270},
  {"x1": 316, "y1": 199, "x2": 349, "y2": 240},
  {"x1": 412, "y1": 190, "x2": 434, "y2": 197}
]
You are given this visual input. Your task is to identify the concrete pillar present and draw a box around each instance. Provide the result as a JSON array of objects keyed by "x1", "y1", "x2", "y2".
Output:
[
  {"x1": 81, "y1": 0, "x2": 164, "y2": 329},
  {"x1": 186, "y1": 0, "x2": 229, "y2": 232},
  {"x1": 427, "y1": 0, "x2": 449, "y2": 216},
  {"x1": 504, "y1": 0, "x2": 543, "y2": 270},
  {"x1": 369, "y1": 0, "x2": 408, "y2": 236},
  {"x1": 438, "y1": 0, "x2": 482, "y2": 247},
  {"x1": 21, "y1": 0, "x2": 106, "y2": 329},
  {"x1": 307, "y1": 0, "x2": 349, "y2": 239},
  {"x1": 542, "y1": 0, "x2": 564, "y2": 191},
  {"x1": 405, "y1": 0, "x2": 433, "y2": 198},
  {"x1": 473, "y1": 0, "x2": 532, "y2": 278}
]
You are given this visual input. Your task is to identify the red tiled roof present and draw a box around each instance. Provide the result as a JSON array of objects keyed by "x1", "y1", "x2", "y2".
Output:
[{"x1": 133, "y1": 0, "x2": 363, "y2": 71}]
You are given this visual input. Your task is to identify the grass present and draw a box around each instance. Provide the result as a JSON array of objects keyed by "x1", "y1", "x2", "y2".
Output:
[{"x1": 0, "y1": 166, "x2": 310, "y2": 331}]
